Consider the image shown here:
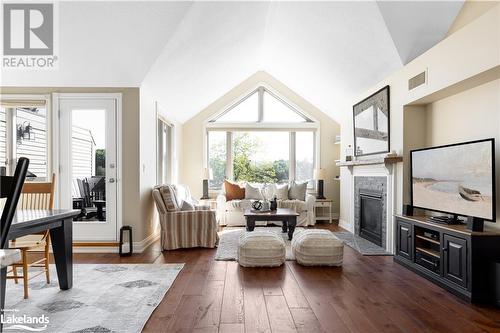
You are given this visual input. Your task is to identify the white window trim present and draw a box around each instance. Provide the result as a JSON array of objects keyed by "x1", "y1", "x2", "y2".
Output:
[
  {"x1": 156, "y1": 102, "x2": 175, "y2": 185},
  {"x1": 0, "y1": 94, "x2": 51, "y2": 180},
  {"x1": 203, "y1": 85, "x2": 321, "y2": 193}
]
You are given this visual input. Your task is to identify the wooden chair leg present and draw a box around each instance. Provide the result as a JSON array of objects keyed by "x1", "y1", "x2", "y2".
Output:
[
  {"x1": 12, "y1": 265, "x2": 18, "y2": 284},
  {"x1": 45, "y1": 240, "x2": 50, "y2": 284},
  {"x1": 22, "y1": 250, "x2": 29, "y2": 299}
]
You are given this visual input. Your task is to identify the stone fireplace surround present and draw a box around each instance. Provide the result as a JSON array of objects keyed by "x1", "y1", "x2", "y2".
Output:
[
  {"x1": 354, "y1": 176, "x2": 387, "y2": 250},
  {"x1": 338, "y1": 156, "x2": 402, "y2": 254}
]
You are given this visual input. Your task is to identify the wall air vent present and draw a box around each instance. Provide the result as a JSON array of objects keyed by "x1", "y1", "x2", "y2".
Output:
[{"x1": 408, "y1": 71, "x2": 426, "y2": 91}]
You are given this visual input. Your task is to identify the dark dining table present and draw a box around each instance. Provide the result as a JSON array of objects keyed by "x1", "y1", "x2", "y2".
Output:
[{"x1": 0, "y1": 209, "x2": 79, "y2": 326}]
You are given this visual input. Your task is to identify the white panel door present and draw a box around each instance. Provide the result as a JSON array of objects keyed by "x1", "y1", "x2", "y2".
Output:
[{"x1": 59, "y1": 99, "x2": 118, "y2": 241}]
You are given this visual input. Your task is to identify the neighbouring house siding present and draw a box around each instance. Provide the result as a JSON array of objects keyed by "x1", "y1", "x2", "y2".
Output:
[
  {"x1": 72, "y1": 126, "x2": 95, "y2": 180},
  {"x1": 16, "y1": 108, "x2": 48, "y2": 179}
]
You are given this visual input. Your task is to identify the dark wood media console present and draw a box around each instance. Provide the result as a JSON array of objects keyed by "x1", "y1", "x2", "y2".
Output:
[{"x1": 394, "y1": 214, "x2": 500, "y2": 304}]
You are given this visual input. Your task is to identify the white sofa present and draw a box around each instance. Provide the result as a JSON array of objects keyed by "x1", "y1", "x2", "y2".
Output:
[{"x1": 216, "y1": 187, "x2": 316, "y2": 227}]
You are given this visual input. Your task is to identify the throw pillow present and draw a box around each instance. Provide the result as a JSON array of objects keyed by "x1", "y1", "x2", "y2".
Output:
[
  {"x1": 288, "y1": 181, "x2": 307, "y2": 201},
  {"x1": 245, "y1": 183, "x2": 263, "y2": 200},
  {"x1": 180, "y1": 200, "x2": 195, "y2": 211},
  {"x1": 275, "y1": 184, "x2": 289, "y2": 200},
  {"x1": 159, "y1": 185, "x2": 179, "y2": 212},
  {"x1": 224, "y1": 180, "x2": 245, "y2": 201}
]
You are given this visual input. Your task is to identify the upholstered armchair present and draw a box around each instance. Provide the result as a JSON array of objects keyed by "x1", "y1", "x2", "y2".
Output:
[{"x1": 152, "y1": 184, "x2": 218, "y2": 250}]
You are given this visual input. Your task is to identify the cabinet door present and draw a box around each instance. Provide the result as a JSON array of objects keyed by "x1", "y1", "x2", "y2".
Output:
[
  {"x1": 396, "y1": 220, "x2": 412, "y2": 260},
  {"x1": 443, "y1": 234, "x2": 467, "y2": 288}
]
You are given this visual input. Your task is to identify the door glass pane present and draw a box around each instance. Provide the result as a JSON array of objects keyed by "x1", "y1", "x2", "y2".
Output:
[
  {"x1": 72, "y1": 109, "x2": 106, "y2": 223},
  {"x1": 15, "y1": 107, "x2": 48, "y2": 181},
  {"x1": 296, "y1": 131, "x2": 314, "y2": 188},
  {"x1": 208, "y1": 131, "x2": 226, "y2": 189},
  {"x1": 216, "y1": 92, "x2": 258, "y2": 122},
  {"x1": 233, "y1": 131, "x2": 289, "y2": 184}
]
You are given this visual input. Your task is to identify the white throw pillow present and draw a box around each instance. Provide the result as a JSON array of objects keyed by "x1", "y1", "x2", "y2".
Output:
[
  {"x1": 275, "y1": 184, "x2": 289, "y2": 200},
  {"x1": 288, "y1": 181, "x2": 307, "y2": 201},
  {"x1": 261, "y1": 184, "x2": 275, "y2": 199},
  {"x1": 245, "y1": 183, "x2": 263, "y2": 200}
]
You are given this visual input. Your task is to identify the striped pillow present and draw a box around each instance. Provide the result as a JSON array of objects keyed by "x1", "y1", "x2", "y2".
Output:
[{"x1": 159, "y1": 185, "x2": 179, "y2": 212}]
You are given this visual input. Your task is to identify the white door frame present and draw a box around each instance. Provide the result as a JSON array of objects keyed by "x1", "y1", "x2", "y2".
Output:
[{"x1": 52, "y1": 93, "x2": 123, "y2": 241}]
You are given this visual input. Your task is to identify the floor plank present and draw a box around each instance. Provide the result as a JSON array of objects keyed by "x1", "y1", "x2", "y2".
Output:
[
  {"x1": 61, "y1": 222, "x2": 500, "y2": 333},
  {"x1": 243, "y1": 267, "x2": 272, "y2": 333},
  {"x1": 265, "y1": 295, "x2": 297, "y2": 332},
  {"x1": 220, "y1": 262, "x2": 244, "y2": 325},
  {"x1": 289, "y1": 308, "x2": 323, "y2": 333}
]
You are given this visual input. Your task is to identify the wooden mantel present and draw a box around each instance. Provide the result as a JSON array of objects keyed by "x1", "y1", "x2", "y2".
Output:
[{"x1": 336, "y1": 156, "x2": 403, "y2": 167}]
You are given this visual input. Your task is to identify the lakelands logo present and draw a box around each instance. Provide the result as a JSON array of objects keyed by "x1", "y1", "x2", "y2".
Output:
[
  {"x1": 2, "y1": 2, "x2": 58, "y2": 69},
  {"x1": 1, "y1": 309, "x2": 49, "y2": 331}
]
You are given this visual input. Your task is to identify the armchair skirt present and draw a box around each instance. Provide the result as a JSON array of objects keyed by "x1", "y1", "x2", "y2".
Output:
[{"x1": 161, "y1": 210, "x2": 218, "y2": 250}]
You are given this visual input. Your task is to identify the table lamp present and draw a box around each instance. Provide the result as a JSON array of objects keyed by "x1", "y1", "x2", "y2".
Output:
[
  {"x1": 313, "y1": 168, "x2": 326, "y2": 199},
  {"x1": 201, "y1": 168, "x2": 213, "y2": 199}
]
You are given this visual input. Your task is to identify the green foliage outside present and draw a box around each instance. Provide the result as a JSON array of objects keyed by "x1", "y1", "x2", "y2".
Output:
[
  {"x1": 95, "y1": 149, "x2": 106, "y2": 176},
  {"x1": 209, "y1": 133, "x2": 289, "y2": 189}
]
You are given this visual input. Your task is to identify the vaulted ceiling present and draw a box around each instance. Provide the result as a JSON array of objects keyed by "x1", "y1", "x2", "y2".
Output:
[{"x1": 1, "y1": 1, "x2": 464, "y2": 122}]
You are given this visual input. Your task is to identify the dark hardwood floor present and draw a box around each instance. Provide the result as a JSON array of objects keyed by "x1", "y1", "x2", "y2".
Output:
[{"x1": 72, "y1": 223, "x2": 500, "y2": 333}]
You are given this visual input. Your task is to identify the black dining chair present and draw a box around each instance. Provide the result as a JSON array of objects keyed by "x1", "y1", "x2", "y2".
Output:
[
  {"x1": 1, "y1": 157, "x2": 30, "y2": 249},
  {"x1": 1, "y1": 157, "x2": 29, "y2": 333}
]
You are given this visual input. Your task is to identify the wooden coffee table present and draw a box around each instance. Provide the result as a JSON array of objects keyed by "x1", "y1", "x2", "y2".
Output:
[{"x1": 244, "y1": 208, "x2": 300, "y2": 240}]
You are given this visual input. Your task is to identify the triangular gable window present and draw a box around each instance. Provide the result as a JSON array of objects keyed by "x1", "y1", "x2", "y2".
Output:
[
  {"x1": 211, "y1": 87, "x2": 311, "y2": 123},
  {"x1": 216, "y1": 91, "x2": 259, "y2": 122}
]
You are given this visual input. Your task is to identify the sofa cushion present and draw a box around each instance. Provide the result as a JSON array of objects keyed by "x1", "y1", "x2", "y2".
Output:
[
  {"x1": 224, "y1": 180, "x2": 245, "y2": 201},
  {"x1": 245, "y1": 183, "x2": 263, "y2": 200},
  {"x1": 279, "y1": 199, "x2": 307, "y2": 213},
  {"x1": 226, "y1": 199, "x2": 253, "y2": 211},
  {"x1": 275, "y1": 184, "x2": 289, "y2": 200},
  {"x1": 288, "y1": 181, "x2": 307, "y2": 201}
]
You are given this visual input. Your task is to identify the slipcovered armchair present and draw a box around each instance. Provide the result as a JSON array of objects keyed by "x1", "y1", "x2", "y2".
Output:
[{"x1": 152, "y1": 184, "x2": 218, "y2": 250}]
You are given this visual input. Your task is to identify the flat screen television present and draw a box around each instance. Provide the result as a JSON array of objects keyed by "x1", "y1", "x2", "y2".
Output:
[{"x1": 410, "y1": 138, "x2": 496, "y2": 221}]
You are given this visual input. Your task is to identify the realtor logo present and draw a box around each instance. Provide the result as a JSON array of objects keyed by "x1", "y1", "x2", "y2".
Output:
[{"x1": 2, "y1": 2, "x2": 58, "y2": 69}]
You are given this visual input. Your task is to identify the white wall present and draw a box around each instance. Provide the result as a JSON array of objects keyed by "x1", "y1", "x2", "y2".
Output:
[
  {"x1": 425, "y1": 79, "x2": 500, "y2": 230},
  {"x1": 340, "y1": 4, "x2": 500, "y2": 230},
  {"x1": 139, "y1": 84, "x2": 183, "y2": 241},
  {"x1": 180, "y1": 71, "x2": 341, "y2": 215}
]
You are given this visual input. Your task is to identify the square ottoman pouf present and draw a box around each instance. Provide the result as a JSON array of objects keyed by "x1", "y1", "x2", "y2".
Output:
[
  {"x1": 238, "y1": 231, "x2": 286, "y2": 267},
  {"x1": 292, "y1": 229, "x2": 344, "y2": 266}
]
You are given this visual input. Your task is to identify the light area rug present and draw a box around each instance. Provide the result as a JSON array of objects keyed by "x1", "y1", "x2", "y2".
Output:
[
  {"x1": 4, "y1": 263, "x2": 184, "y2": 333},
  {"x1": 215, "y1": 227, "x2": 305, "y2": 261},
  {"x1": 332, "y1": 231, "x2": 392, "y2": 256}
]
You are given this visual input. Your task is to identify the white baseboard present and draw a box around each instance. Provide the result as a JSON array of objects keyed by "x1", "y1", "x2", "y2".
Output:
[
  {"x1": 133, "y1": 231, "x2": 160, "y2": 253},
  {"x1": 72, "y1": 246, "x2": 119, "y2": 254},
  {"x1": 338, "y1": 219, "x2": 353, "y2": 232},
  {"x1": 72, "y1": 231, "x2": 160, "y2": 254}
]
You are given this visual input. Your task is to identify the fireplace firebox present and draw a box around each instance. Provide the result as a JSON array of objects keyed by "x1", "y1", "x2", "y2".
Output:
[{"x1": 359, "y1": 189, "x2": 383, "y2": 246}]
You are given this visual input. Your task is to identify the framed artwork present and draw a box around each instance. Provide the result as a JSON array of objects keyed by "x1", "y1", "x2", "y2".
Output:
[{"x1": 353, "y1": 85, "x2": 390, "y2": 156}]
